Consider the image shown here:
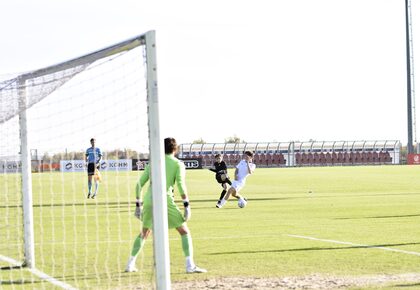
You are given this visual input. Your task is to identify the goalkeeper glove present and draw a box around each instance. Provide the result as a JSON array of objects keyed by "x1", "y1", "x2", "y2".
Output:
[
  {"x1": 134, "y1": 199, "x2": 143, "y2": 220},
  {"x1": 183, "y1": 199, "x2": 191, "y2": 221}
]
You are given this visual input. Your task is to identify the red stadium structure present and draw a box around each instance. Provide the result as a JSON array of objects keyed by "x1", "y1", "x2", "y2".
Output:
[{"x1": 179, "y1": 140, "x2": 400, "y2": 168}]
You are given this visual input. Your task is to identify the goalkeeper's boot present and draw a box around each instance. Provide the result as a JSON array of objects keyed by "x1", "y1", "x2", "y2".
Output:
[
  {"x1": 91, "y1": 193, "x2": 96, "y2": 199},
  {"x1": 87, "y1": 192, "x2": 91, "y2": 199},
  {"x1": 125, "y1": 264, "x2": 138, "y2": 272},
  {"x1": 186, "y1": 265, "x2": 207, "y2": 274}
]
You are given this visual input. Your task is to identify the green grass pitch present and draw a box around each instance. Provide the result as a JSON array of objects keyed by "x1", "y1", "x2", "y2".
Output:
[{"x1": 1, "y1": 165, "x2": 420, "y2": 289}]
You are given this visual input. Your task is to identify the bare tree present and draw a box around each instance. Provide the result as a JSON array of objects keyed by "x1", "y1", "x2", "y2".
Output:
[{"x1": 224, "y1": 135, "x2": 244, "y2": 144}]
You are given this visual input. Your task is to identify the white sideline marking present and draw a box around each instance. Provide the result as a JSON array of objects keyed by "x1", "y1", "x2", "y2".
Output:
[
  {"x1": 287, "y1": 234, "x2": 420, "y2": 256},
  {"x1": 0, "y1": 255, "x2": 77, "y2": 290}
]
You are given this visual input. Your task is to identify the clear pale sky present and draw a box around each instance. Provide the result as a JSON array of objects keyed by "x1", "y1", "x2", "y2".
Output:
[{"x1": 1, "y1": 0, "x2": 419, "y2": 147}]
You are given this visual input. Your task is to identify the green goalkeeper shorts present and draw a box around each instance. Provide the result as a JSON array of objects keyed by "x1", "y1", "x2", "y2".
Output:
[{"x1": 141, "y1": 193, "x2": 185, "y2": 229}]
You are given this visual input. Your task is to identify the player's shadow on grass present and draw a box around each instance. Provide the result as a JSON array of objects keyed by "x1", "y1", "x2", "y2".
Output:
[
  {"x1": 177, "y1": 197, "x2": 302, "y2": 210},
  {"x1": 244, "y1": 197, "x2": 304, "y2": 201},
  {"x1": 209, "y1": 242, "x2": 420, "y2": 255}
]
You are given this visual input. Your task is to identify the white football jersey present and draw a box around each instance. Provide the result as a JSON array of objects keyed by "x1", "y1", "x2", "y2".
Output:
[{"x1": 235, "y1": 160, "x2": 256, "y2": 182}]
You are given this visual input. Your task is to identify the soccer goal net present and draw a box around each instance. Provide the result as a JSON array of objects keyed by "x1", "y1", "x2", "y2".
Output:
[{"x1": 0, "y1": 31, "x2": 169, "y2": 289}]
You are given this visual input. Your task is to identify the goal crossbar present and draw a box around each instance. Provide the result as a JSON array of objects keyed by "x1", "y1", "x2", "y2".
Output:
[{"x1": 21, "y1": 34, "x2": 146, "y2": 81}]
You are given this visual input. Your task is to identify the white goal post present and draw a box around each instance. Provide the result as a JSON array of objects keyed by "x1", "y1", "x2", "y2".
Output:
[
  {"x1": 0, "y1": 30, "x2": 171, "y2": 289},
  {"x1": 144, "y1": 31, "x2": 171, "y2": 290}
]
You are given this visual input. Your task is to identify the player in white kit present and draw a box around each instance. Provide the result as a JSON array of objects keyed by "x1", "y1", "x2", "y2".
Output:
[{"x1": 216, "y1": 151, "x2": 255, "y2": 208}]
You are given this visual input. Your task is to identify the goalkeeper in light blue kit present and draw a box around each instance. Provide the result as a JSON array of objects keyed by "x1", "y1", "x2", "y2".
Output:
[
  {"x1": 125, "y1": 137, "x2": 207, "y2": 274},
  {"x1": 85, "y1": 138, "x2": 102, "y2": 199}
]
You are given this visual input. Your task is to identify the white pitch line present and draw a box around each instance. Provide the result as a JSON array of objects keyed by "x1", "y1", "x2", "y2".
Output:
[
  {"x1": 0, "y1": 254, "x2": 21, "y2": 267},
  {"x1": 286, "y1": 234, "x2": 420, "y2": 257},
  {"x1": 0, "y1": 255, "x2": 77, "y2": 290}
]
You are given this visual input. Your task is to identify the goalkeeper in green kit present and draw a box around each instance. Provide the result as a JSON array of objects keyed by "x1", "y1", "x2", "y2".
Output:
[{"x1": 125, "y1": 137, "x2": 207, "y2": 274}]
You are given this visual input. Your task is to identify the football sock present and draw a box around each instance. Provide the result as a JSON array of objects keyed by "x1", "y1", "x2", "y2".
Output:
[
  {"x1": 182, "y1": 234, "x2": 195, "y2": 269},
  {"x1": 131, "y1": 235, "x2": 145, "y2": 257},
  {"x1": 186, "y1": 256, "x2": 194, "y2": 269},
  {"x1": 88, "y1": 180, "x2": 92, "y2": 193},
  {"x1": 181, "y1": 234, "x2": 193, "y2": 257},
  {"x1": 94, "y1": 182, "x2": 99, "y2": 194},
  {"x1": 219, "y1": 190, "x2": 226, "y2": 201}
]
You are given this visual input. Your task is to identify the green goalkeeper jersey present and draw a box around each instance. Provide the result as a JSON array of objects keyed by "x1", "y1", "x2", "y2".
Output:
[{"x1": 136, "y1": 154, "x2": 187, "y2": 203}]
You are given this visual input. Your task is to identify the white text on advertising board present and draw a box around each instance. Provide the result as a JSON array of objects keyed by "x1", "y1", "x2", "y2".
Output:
[{"x1": 60, "y1": 160, "x2": 132, "y2": 172}]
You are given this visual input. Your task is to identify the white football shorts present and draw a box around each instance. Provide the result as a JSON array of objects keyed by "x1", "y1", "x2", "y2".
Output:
[{"x1": 231, "y1": 180, "x2": 245, "y2": 192}]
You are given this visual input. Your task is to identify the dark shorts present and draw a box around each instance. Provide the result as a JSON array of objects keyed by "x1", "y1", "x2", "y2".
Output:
[
  {"x1": 216, "y1": 173, "x2": 230, "y2": 184},
  {"x1": 87, "y1": 163, "x2": 98, "y2": 176}
]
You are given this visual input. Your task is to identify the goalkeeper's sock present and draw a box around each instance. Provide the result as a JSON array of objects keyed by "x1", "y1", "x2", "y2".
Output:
[
  {"x1": 181, "y1": 234, "x2": 195, "y2": 269},
  {"x1": 181, "y1": 234, "x2": 193, "y2": 258},
  {"x1": 186, "y1": 256, "x2": 195, "y2": 270},
  {"x1": 131, "y1": 235, "x2": 145, "y2": 257},
  {"x1": 219, "y1": 190, "x2": 227, "y2": 201},
  {"x1": 125, "y1": 236, "x2": 145, "y2": 272},
  {"x1": 88, "y1": 180, "x2": 92, "y2": 193}
]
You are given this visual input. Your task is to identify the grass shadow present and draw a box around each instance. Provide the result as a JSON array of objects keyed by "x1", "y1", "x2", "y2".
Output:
[
  {"x1": 335, "y1": 213, "x2": 420, "y2": 220},
  {"x1": 209, "y1": 242, "x2": 420, "y2": 255},
  {"x1": 0, "y1": 265, "x2": 23, "y2": 270},
  {"x1": 393, "y1": 282, "x2": 420, "y2": 288},
  {"x1": 0, "y1": 280, "x2": 42, "y2": 285}
]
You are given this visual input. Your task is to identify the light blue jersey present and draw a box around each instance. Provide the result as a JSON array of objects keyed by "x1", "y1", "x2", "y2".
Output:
[{"x1": 85, "y1": 147, "x2": 102, "y2": 163}]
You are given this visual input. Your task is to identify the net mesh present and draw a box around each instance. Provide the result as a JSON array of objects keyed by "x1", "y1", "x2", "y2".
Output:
[
  {"x1": 0, "y1": 65, "x2": 89, "y2": 125},
  {"x1": 0, "y1": 38, "x2": 155, "y2": 289}
]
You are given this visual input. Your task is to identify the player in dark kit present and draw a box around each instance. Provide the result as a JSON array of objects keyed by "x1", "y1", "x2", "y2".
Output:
[{"x1": 209, "y1": 154, "x2": 232, "y2": 207}]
